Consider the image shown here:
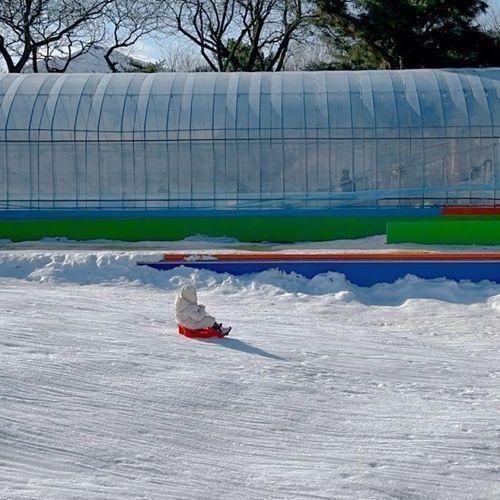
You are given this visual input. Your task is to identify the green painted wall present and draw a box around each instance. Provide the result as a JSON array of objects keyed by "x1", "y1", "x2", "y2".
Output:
[
  {"x1": 0, "y1": 214, "x2": 392, "y2": 243},
  {"x1": 387, "y1": 217, "x2": 500, "y2": 245}
]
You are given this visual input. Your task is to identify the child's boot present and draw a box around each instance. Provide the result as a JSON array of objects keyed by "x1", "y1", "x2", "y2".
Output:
[{"x1": 220, "y1": 325, "x2": 231, "y2": 336}]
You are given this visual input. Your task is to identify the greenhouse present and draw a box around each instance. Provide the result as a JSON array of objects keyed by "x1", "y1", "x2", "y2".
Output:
[{"x1": 0, "y1": 69, "x2": 499, "y2": 242}]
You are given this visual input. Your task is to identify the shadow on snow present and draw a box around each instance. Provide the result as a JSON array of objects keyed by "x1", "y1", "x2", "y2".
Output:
[{"x1": 199, "y1": 337, "x2": 284, "y2": 360}]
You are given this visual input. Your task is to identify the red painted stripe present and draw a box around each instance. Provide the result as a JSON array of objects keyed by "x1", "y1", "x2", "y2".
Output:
[
  {"x1": 162, "y1": 251, "x2": 500, "y2": 262},
  {"x1": 443, "y1": 206, "x2": 500, "y2": 216}
]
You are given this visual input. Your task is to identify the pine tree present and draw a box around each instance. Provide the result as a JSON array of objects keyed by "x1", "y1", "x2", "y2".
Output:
[{"x1": 315, "y1": 0, "x2": 500, "y2": 69}]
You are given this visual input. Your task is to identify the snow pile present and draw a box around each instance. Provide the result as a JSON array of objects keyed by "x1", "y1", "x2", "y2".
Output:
[{"x1": 1, "y1": 250, "x2": 500, "y2": 307}]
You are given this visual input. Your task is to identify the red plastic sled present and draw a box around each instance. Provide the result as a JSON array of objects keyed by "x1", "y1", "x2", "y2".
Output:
[{"x1": 178, "y1": 324, "x2": 224, "y2": 339}]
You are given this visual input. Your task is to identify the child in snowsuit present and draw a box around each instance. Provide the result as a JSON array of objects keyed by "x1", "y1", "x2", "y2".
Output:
[{"x1": 175, "y1": 284, "x2": 231, "y2": 336}]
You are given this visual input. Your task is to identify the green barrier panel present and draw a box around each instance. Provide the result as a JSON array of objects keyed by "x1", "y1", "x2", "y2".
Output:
[
  {"x1": 387, "y1": 218, "x2": 500, "y2": 245},
  {"x1": 0, "y1": 215, "x2": 392, "y2": 243}
]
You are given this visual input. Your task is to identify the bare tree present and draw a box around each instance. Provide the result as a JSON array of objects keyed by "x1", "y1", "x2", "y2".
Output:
[
  {"x1": 482, "y1": 5, "x2": 500, "y2": 36},
  {"x1": 167, "y1": 0, "x2": 314, "y2": 71},
  {"x1": 102, "y1": 0, "x2": 162, "y2": 72},
  {"x1": 126, "y1": 44, "x2": 209, "y2": 72},
  {"x1": 0, "y1": 0, "x2": 115, "y2": 73},
  {"x1": 160, "y1": 45, "x2": 207, "y2": 72},
  {"x1": 283, "y1": 34, "x2": 332, "y2": 70},
  {"x1": 36, "y1": 24, "x2": 106, "y2": 72}
]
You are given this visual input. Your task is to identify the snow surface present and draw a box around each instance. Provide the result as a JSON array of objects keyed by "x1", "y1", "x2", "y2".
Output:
[{"x1": 1, "y1": 242, "x2": 499, "y2": 499}]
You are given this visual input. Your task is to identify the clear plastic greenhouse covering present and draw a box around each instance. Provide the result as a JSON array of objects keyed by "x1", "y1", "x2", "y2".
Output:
[{"x1": 0, "y1": 69, "x2": 499, "y2": 210}]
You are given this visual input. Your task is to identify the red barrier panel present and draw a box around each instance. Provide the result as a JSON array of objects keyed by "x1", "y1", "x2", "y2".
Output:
[
  {"x1": 163, "y1": 251, "x2": 500, "y2": 262},
  {"x1": 443, "y1": 206, "x2": 500, "y2": 216}
]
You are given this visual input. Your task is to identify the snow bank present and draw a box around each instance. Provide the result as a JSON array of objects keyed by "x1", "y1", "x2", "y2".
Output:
[{"x1": 1, "y1": 250, "x2": 500, "y2": 307}]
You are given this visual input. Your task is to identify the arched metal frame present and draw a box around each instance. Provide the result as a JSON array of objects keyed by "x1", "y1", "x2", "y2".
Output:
[{"x1": 0, "y1": 69, "x2": 499, "y2": 210}]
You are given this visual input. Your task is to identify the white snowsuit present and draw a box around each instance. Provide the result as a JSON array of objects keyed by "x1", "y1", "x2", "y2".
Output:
[{"x1": 175, "y1": 285, "x2": 216, "y2": 330}]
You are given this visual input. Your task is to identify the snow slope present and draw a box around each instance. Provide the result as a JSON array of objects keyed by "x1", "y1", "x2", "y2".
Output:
[{"x1": 0, "y1": 248, "x2": 499, "y2": 499}]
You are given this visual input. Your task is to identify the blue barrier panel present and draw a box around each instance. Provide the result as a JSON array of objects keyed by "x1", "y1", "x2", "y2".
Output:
[
  {"x1": 137, "y1": 260, "x2": 500, "y2": 287},
  {"x1": 0, "y1": 207, "x2": 441, "y2": 220}
]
